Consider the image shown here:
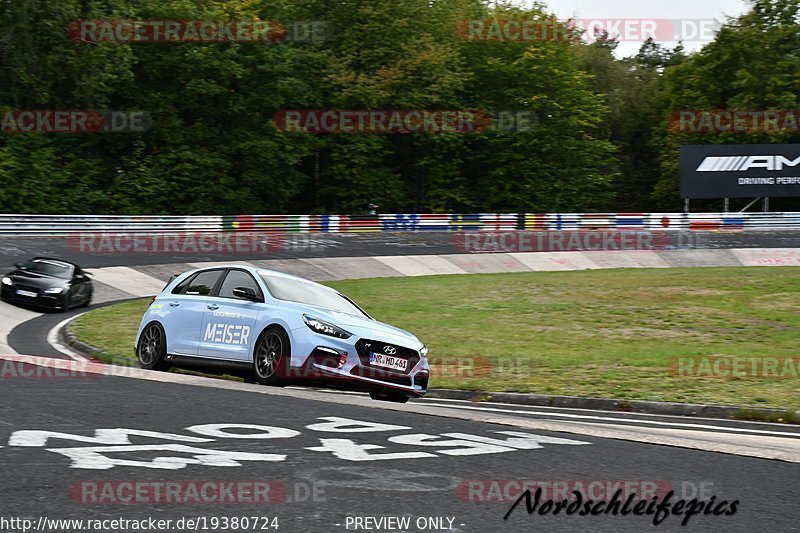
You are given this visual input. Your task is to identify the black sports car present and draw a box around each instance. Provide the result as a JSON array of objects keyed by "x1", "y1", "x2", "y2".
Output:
[{"x1": 1, "y1": 257, "x2": 93, "y2": 311}]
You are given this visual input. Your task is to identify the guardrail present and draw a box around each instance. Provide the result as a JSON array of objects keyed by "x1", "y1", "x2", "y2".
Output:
[
  {"x1": 524, "y1": 212, "x2": 800, "y2": 231},
  {"x1": 0, "y1": 212, "x2": 799, "y2": 235}
]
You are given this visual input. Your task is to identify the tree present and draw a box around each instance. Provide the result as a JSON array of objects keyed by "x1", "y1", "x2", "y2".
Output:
[
  {"x1": 651, "y1": 0, "x2": 800, "y2": 210},
  {"x1": 458, "y1": 6, "x2": 617, "y2": 212}
]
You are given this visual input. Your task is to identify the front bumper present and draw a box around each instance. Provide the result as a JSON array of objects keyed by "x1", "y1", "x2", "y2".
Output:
[
  {"x1": 306, "y1": 362, "x2": 429, "y2": 397},
  {"x1": 1, "y1": 286, "x2": 66, "y2": 309},
  {"x1": 287, "y1": 332, "x2": 429, "y2": 397}
]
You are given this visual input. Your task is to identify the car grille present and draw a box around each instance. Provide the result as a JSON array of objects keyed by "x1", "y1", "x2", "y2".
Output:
[
  {"x1": 13, "y1": 284, "x2": 40, "y2": 296},
  {"x1": 354, "y1": 339, "x2": 420, "y2": 376}
]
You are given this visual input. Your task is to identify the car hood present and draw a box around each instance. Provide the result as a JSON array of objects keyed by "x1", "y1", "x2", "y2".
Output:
[
  {"x1": 4, "y1": 270, "x2": 69, "y2": 289},
  {"x1": 282, "y1": 302, "x2": 422, "y2": 348}
]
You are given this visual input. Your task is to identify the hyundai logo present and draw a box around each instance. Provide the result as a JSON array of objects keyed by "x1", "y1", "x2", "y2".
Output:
[{"x1": 384, "y1": 346, "x2": 397, "y2": 355}]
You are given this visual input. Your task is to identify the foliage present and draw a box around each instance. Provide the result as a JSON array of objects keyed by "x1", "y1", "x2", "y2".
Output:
[{"x1": 0, "y1": 0, "x2": 796, "y2": 214}]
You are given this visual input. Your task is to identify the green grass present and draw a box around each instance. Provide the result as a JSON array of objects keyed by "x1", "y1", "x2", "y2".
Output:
[
  {"x1": 70, "y1": 299, "x2": 147, "y2": 366},
  {"x1": 71, "y1": 267, "x2": 800, "y2": 410}
]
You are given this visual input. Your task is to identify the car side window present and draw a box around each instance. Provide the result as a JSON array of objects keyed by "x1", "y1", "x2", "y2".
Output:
[
  {"x1": 184, "y1": 270, "x2": 224, "y2": 296},
  {"x1": 218, "y1": 270, "x2": 262, "y2": 300},
  {"x1": 171, "y1": 274, "x2": 192, "y2": 294}
]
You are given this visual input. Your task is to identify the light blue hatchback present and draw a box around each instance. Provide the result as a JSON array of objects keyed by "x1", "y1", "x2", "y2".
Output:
[{"x1": 135, "y1": 265, "x2": 429, "y2": 402}]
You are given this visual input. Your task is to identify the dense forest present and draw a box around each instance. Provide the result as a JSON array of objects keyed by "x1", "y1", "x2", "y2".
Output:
[{"x1": 0, "y1": 0, "x2": 798, "y2": 215}]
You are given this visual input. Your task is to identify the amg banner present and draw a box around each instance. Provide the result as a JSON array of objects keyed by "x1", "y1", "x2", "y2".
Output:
[{"x1": 680, "y1": 144, "x2": 800, "y2": 198}]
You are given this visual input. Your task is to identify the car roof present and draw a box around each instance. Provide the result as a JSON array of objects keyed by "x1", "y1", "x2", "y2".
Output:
[
  {"x1": 182, "y1": 264, "x2": 366, "y2": 315},
  {"x1": 188, "y1": 264, "x2": 332, "y2": 290},
  {"x1": 29, "y1": 257, "x2": 77, "y2": 269}
]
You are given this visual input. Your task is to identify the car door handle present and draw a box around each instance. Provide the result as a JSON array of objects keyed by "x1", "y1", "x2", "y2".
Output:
[
  {"x1": 169, "y1": 302, "x2": 180, "y2": 307},
  {"x1": 207, "y1": 304, "x2": 219, "y2": 310}
]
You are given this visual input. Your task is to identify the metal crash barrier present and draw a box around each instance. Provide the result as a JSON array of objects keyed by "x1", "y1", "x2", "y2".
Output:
[{"x1": 0, "y1": 212, "x2": 799, "y2": 236}]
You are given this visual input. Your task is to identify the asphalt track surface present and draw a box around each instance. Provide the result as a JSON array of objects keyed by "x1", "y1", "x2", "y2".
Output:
[
  {"x1": 7, "y1": 300, "x2": 129, "y2": 360},
  {"x1": 2, "y1": 369, "x2": 798, "y2": 533},
  {"x1": 3, "y1": 231, "x2": 800, "y2": 270},
  {"x1": 2, "y1": 232, "x2": 800, "y2": 532}
]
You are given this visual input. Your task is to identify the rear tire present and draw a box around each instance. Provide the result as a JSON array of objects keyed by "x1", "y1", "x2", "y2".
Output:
[
  {"x1": 369, "y1": 391, "x2": 410, "y2": 404},
  {"x1": 253, "y1": 327, "x2": 289, "y2": 386},
  {"x1": 80, "y1": 287, "x2": 93, "y2": 308},
  {"x1": 137, "y1": 322, "x2": 170, "y2": 371}
]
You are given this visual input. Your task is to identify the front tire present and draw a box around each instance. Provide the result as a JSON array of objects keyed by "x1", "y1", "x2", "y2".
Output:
[
  {"x1": 80, "y1": 287, "x2": 93, "y2": 308},
  {"x1": 253, "y1": 327, "x2": 289, "y2": 386},
  {"x1": 369, "y1": 391, "x2": 410, "y2": 404},
  {"x1": 137, "y1": 322, "x2": 170, "y2": 371}
]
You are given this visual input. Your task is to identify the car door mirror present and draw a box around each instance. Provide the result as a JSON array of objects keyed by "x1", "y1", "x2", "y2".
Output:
[{"x1": 232, "y1": 286, "x2": 260, "y2": 302}]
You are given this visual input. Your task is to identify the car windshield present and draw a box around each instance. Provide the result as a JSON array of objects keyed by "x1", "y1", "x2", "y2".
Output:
[
  {"x1": 18, "y1": 259, "x2": 72, "y2": 279},
  {"x1": 259, "y1": 274, "x2": 369, "y2": 319}
]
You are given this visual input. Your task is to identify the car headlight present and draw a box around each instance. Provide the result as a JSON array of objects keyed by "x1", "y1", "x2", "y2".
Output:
[
  {"x1": 1, "y1": 277, "x2": 11, "y2": 286},
  {"x1": 43, "y1": 287, "x2": 65, "y2": 294},
  {"x1": 420, "y1": 344, "x2": 428, "y2": 358},
  {"x1": 303, "y1": 315, "x2": 351, "y2": 339}
]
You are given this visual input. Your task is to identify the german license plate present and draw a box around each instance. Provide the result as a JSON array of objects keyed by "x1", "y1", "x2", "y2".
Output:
[
  {"x1": 369, "y1": 352, "x2": 408, "y2": 372},
  {"x1": 16, "y1": 289, "x2": 36, "y2": 298}
]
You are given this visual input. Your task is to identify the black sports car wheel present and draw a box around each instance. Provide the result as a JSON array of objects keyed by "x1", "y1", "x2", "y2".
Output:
[
  {"x1": 58, "y1": 293, "x2": 71, "y2": 312},
  {"x1": 80, "y1": 287, "x2": 93, "y2": 308}
]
